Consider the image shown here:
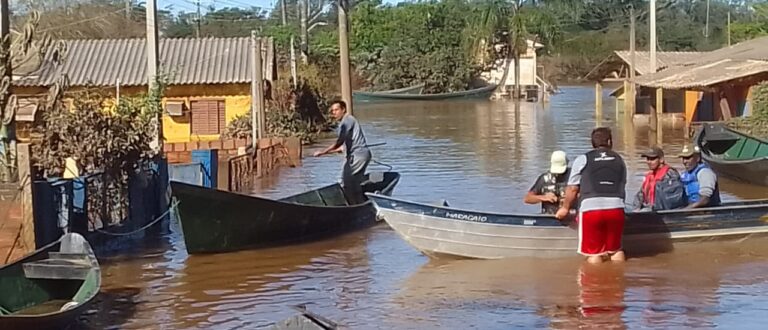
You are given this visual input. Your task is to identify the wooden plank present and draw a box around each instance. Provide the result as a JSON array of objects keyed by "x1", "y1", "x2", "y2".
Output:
[{"x1": 18, "y1": 144, "x2": 34, "y2": 255}]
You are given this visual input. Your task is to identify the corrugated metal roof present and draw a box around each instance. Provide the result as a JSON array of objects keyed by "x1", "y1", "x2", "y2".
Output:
[
  {"x1": 14, "y1": 37, "x2": 275, "y2": 87},
  {"x1": 613, "y1": 51, "x2": 705, "y2": 75},
  {"x1": 634, "y1": 37, "x2": 768, "y2": 89},
  {"x1": 635, "y1": 59, "x2": 768, "y2": 89}
]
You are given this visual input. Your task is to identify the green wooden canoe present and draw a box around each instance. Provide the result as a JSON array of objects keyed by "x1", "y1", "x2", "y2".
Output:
[
  {"x1": 0, "y1": 233, "x2": 101, "y2": 329},
  {"x1": 696, "y1": 122, "x2": 768, "y2": 186},
  {"x1": 172, "y1": 171, "x2": 401, "y2": 254},
  {"x1": 353, "y1": 84, "x2": 498, "y2": 102},
  {"x1": 353, "y1": 83, "x2": 426, "y2": 102}
]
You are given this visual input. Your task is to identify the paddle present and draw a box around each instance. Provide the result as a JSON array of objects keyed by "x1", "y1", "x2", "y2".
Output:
[{"x1": 366, "y1": 142, "x2": 387, "y2": 148}]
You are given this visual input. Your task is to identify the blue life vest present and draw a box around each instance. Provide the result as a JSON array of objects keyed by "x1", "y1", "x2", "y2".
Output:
[{"x1": 680, "y1": 162, "x2": 721, "y2": 206}]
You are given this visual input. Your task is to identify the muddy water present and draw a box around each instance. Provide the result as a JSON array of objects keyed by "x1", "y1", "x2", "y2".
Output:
[{"x1": 87, "y1": 86, "x2": 768, "y2": 329}]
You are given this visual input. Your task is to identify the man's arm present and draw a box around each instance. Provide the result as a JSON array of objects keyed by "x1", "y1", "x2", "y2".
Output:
[
  {"x1": 524, "y1": 175, "x2": 557, "y2": 204},
  {"x1": 314, "y1": 121, "x2": 347, "y2": 157},
  {"x1": 556, "y1": 155, "x2": 585, "y2": 219}
]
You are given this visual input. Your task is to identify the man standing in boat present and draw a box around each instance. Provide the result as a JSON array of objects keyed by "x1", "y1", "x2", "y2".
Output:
[
  {"x1": 556, "y1": 127, "x2": 627, "y2": 264},
  {"x1": 524, "y1": 150, "x2": 571, "y2": 214},
  {"x1": 313, "y1": 100, "x2": 372, "y2": 204},
  {"x1": 678, "y1": 144, "x2": 721, "y2": 208},
  {"x1": 631, "y1": 146, "x2": 687, "y2": 211}
]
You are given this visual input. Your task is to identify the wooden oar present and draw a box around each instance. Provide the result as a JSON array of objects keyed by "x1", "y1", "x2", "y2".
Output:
[
  {"x1": 366, "y1": 142, "x2": 387, "y2": 147},
  {"x1": 291, "y1": 304, "x2": 338, "y2": 329}
]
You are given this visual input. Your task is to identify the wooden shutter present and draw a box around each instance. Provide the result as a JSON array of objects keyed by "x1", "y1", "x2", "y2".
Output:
[{"x1": 191, "y1": 100, "x2": 226, "y2": 135}]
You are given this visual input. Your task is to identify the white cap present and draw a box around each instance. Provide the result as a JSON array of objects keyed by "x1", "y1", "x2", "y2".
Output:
[{"x1": 550, "y1": 150, "x2": 568, "y2": 174}]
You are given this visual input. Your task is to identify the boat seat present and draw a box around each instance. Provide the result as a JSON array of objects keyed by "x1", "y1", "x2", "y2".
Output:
[{"x1": 23, "y1": 254, "x2": 94, "y2": 280}]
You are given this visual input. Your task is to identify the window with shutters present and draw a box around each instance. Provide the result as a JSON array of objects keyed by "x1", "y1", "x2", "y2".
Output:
[{"x1": 190, "y1": 100, "x2": 226, "y2": 135}]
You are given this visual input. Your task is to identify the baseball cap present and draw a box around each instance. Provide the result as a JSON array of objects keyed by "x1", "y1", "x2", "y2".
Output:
[
  {"x1": 678, "y1": 144, "x2": 701, "y2": 158},
  {"x1": 550, "y1": 150, "x2": 568, "y2": 174},
  {"x1": 641, "y1": 146, "x2": 664, "y2": 158}
]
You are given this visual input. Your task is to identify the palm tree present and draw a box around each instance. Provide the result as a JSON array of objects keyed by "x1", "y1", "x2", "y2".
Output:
[{"x1": 465, "y1": 0, "x2": 561, "y2": 99}]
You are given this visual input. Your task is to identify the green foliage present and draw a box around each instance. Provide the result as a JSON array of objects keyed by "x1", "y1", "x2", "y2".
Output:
[
  {"x1": 223, "y1": 77, "x2": 332, "y2": 144},
  {"x1": 728, "y1": 82, "x2": 768, "y2": 138}
]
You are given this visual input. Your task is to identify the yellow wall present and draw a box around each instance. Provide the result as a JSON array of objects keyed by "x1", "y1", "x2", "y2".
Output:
[{"x1": 14, "y1": 83, "x2": 253, "y2": 144}]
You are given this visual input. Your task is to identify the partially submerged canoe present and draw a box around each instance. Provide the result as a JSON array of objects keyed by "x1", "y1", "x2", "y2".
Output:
[
  {"x1": 172, "y1": 171, "x2": 401, "y2": 254},
  {"x1": 695, "y1": 122, "x2": 768, "y2": 186},
  {"x1": 353, "y1": 84, "x2": 425, "y2": 102},
  {"x1": 0, "y1": 233, "x2": 101, "y2": 329},
  {"x1": 367, "y1": 193, "x2": 768, "y2": 259},
  {"x1": 353, "y1": 84, "x2": 497, "y2": 102}
]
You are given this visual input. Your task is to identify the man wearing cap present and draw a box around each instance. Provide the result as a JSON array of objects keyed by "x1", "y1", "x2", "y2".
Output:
[
  {"x1": 524, "y1": 150, "x2": 571, "y2": 214},
  {"x1": 631, "y1": 146, "x2": 687, "y2": 211},
  {"x1": 678, "y1": 144, "x2": 721, "y2": 208},
  {"x1": 556, "y1": 127, "x2": 627, "y2": 264}
]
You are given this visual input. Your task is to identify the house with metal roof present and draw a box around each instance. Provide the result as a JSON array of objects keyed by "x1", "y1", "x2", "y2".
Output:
[
  {"x1": 587, "y1": 50, "x2": 705, "y2": 128},
  {"x1": 12, "y1": 37, "x2": 276, "y2": 144},
  {"x1": 635, "y1": 36, "x2": 768, "y2": 124}
]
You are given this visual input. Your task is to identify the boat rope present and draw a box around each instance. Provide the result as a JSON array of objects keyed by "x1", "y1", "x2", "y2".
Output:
[
  {"x1": 90, "y1": 198, "x2": 180, "y2": 237},
  {"x1": 64, "y1": 198, "x2": 180, "y2": 237}
]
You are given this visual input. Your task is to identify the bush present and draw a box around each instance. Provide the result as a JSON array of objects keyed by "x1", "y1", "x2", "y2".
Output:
[{"x1": 727, "y1": 81, "x2": 768, "y2": 138}]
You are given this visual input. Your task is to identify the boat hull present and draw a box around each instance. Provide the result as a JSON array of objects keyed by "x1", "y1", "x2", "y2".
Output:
[
  {"x1": 696, "y1": 123, "x2": 768, "y2": 186},
  {"x1": 353, "y1": 84, "x2": 425, "y2": 102},
  {"x1": 368, "y1": 194, "x2": 768, "y2": 259},
  {"x1": 353, "y1": 84, "x2": 497, "y2": 102},
  {"x1": 0, "y1": 233, "x2": 101, "y2": 330},
  {"x1": 172, "y1": 172, "x2": 400, "y2": 254}
]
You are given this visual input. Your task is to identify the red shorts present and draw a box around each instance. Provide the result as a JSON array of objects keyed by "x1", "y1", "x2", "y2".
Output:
[{"x1": 578, "y1": 208, "x2": 625, "y2": 256}]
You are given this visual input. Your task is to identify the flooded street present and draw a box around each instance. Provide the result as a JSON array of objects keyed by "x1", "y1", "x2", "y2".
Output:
[{"x1": 90, "y1": 86, "x2": 768, "y2": 329}]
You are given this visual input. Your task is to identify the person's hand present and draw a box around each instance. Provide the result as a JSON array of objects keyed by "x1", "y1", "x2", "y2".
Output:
[
  {"x1": 540, "y1": 192, "x2": 558, "y2": 203},
  {"x1": 555, "y1": 207, "x2": 569, "y2": 220},
  {"x1": 313, "y1": 150, "x2": 323, "y2": 157}
]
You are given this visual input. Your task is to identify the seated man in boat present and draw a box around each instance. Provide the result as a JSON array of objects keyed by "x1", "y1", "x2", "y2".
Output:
[
  {"x1": 631, "y1": 146, "x2": 687, "y2": 211},
  {"x1": 524, "y1": 150, "x2": 571, "y2": 214},
  {"x1": 678, "y1": 144, "x2": 721, "y2": 208},
  {"x1": 313, "y1": 100, "x2": 372, "y2": 204}
]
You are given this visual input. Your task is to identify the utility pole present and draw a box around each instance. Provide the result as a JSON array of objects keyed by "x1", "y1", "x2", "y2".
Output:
[
  {"x1": 299, "y1": 0, "x2": 308, "y2": 64},
  {"x1": 705, "y1": 0, "x2": 711, "y2": 39},
  {"x1": 146, "y1": 0, "x2": 161, "y2": 153},
  {"x1": 727, "y1": 11, "x2": 731, "y2": 46},
  {"x1": 281, "y1": 0, "x2": 297, "y2": 87},
  {"x1": 196, "y1": 0, "x2": 201, "y2": 38},
  {"x1": 627, "y1": 6, "x2": 636, "y2": 121},
  {"x1": 338, "y1": 0, "x2": 353, "y2": 115},
  {"x1": 650, "y1": 0, "x2": 662, "y2": 146},
  {"x1": 251, "y1": 31, "x2": 265, "y2": 141},
  {"x1": 0, "y1": 0, "x2": 15, "y2": 182},
  {"x1": 126, "y1": 0, "x2": 132, "y2": 20}
]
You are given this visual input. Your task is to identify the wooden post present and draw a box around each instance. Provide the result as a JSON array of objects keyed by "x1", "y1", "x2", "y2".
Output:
[
  {"x1": 338, "y1": 0, "x2": 353, "y2": 115},
  {"x1": 251, "y1": 32, "x2": 266, "y2": 141},
  {"x1": 656, "y1": 88, "x2": 664, "y2": 145},
  {"x1": 595, "y1": 82, "x2": 603, "y2": 126},
  {"x1": 17, "y1": 143, "x2": 34, "y2": 252},
  {"x1": 727, "y1": 11, "x2": 731, "y2": 46},
  {"x1": 627, "y1": 7, "x2": 637, "y2": 120}
]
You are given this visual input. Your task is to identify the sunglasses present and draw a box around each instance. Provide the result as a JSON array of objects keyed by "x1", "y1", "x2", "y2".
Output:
[{"x1": 645, "y1": 156, "x2": 659, "y2": 161}]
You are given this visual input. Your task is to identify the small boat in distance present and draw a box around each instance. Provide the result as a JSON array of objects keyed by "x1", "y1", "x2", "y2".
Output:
[
  {"x1": 695, "y1": 122, "x2": 768, "y2": 186},
  {"x1": 353, "y1": 83, "x2": 425, "y2": 102},
  {"x1": 367, "y1": 193, "x2": 768, "y2": 260},
  {"x1": 172, "y1": 171, "x2": 401, "y2": 254},
  {"x1": 0, "y1": 233, "x2": 101, "y2": 330},
  {"x1": 353, "y1": 84, "x2": 498, "y2": 102}
]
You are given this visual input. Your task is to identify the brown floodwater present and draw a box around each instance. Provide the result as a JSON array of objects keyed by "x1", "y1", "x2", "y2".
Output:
[{"x1": 84, "y1": 86, "x2": 768, "y2": 329}]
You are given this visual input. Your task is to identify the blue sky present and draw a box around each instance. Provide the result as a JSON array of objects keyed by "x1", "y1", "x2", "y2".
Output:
[{"x1": 159, "y1": 0, "x2": 404, "y2": 14}]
